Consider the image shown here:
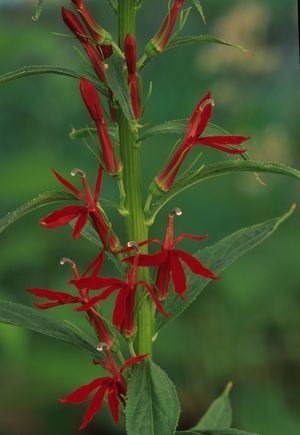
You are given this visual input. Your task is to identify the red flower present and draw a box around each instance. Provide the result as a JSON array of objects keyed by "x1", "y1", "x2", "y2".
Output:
[
  {"x1": 40, "y1": 166, "x2": 119, "y2": 251},
  {"x1": 145, "y1": 0, "x2": 184, "y2": 54},
  {"x1": 27, "y1": 252, "x2": 112, "y2": 345},
  {"x1": 80, "y1": 77, "x2": 121, "y2": 175},
  {"x1": 155, "y1": 91, "x2": 250, "y2": 191},
  {"x1": 61, "y1": 7, "x2": 107, "y2": 83},
  {"x1": 124, "y1": 34, "x2": 141, "y2": 119},
  {"x1": 71, "y1": 245, "x2": 170, "y2": 337},
  {"x1": 120, "y1": 209, "x2": 220, "y2": 300},
  {"x1": 71, "y1": 0, "x2": 113, "y2": 59},
  {"x1": 59, "y1": 349, "x2": 147, "y2": 429}
]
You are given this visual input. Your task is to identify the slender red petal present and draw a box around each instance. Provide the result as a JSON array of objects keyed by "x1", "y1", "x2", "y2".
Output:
[
  {"x1": 124, "y1": 33, "x2": 136, "y2": 75},
  {"x1": 94, "y1": 165, "x2": 103, "y2": 202},
  {"x1": 170, "y1": 254, "x2": 187, "y2": 299},
  {"x1": 175, "y1": 249, "x2": 220, "y2": 279},
  {"x1": 112, "y1": 286, "x2": 130, "y2": 330},
  {"x1": 82, "y1": 250, "x2": 104, "y2": 278},
  {"x1": 27, "y1": 287, "x2": 81, "y2": 303},
  {"x1": 51, "y1": 169, "x2": 84, "y2": 200},
  {"x1": 107, "y1": 386, "x2": 120, "y2": 424},
  {"x1": 33, "y1": 302, "x2": 63, "y2": 309},
  {"x1": 40, "y1": 205, "x2": 86, "y2": 228},
  {"x1": 59, "y1": 377, "x2": 109, "y2": 404},
  {"x1": 71, "y1": 276, "x2": 123, "y2": 290},
  {"x1": 61, "y1": 7, "x2": 87, "y2": 42},
  {"x1": 186, "y1": 91, "x2": 213, "y2": 141},
  {"x1": 122, "y1": 250, "x2": 168, "y2": 267},
  {"x1": 79, "y1": 381, "x2": 110, "y2": 429},
  {"x1": 197, "y1": 135, "x2": 251, "y2": 146},
  {"x1": 138, "y1": 281, "x2": 171, "y2": 318},
  {"x1": 120, "y1": 354, "x2": 148, "y2": 373},
  {"x1": 172, "y1": 233, "x2": 208, "y2": 247},
  {"x1": 73, "y1": 210, "x2": 89, "y2": 239},
  {"x1": 195, "y1": 141, "x2": 247, "y2": 155},
  {"x1": 75, "y1": 285, "x2": 120, "y2": 311},
  {"x1": 155, "y1": 258, "x2": 171, "y2": 300},
  {"x1": 83, "y1": 41, "x2": 107, "y2": 83}
]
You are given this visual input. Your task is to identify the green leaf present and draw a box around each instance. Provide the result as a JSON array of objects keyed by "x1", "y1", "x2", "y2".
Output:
[
  {"x1": 0, "y1": 65, "x2": 106, "y2": 94},
  {"x1": 0, "y1": 300, "x2": 99, "y2": 357},
  {"x1": 106, "y1": 54, "x2": 135, "y2": 124},
  {"x1": 150, "y1": 160, "x2": 300, "y2": 221},
  {"x1": 193, "y1": 383, "x2": 232, "y2": 430},
  {"x1": 167, "y1": 35, "x2": 246, "y2": 52},
  {"x1": 0, "y1": 191, "x2": 76, "y2": 234},
  {"x1": 32, "y1": 0, "x2": 47, "y2": 21},
  {"x1": 177, "y1": 430, "x2": 258, "y2": 435},
  {"x1": 69, "y1": 125, "x2": 118, "y2": 141},
  {"x1": 156, "y1": 204, "x2": 296, "y2": 330},
  {"x1": 107, "y1": 0, "x2": 118, "y2": 13},
  {"x1": 190, "y1": 0, "x2": 206, "y2": 23},
  {"x1": 126, "y1": 359, "x2": 180, "y2": 435}
]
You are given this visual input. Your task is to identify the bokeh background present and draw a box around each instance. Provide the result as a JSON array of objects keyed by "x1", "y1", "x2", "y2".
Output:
[{"x1": 0, "y1": 0, "x2": 299, "y2": 434}]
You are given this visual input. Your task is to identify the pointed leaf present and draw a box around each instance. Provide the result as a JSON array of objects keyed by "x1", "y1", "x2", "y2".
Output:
[
  {"x1": 150, "y1": 160, "x2": 300, "y2": 221},
  {"x1": 107, "y1": 0, "x2": 118, "y2": 14},
  {"x1": 167, "y1": 35, "x2": 246, "y2": 52},
  {"x1": 69, "y1": 125, "x2": 118, "y2": 141},
  {"x1": 0, "y1": 191, "x2": 77, "y2": 235},
  {"x1": 193, "y1": 383, "x2": 232, "y2": 430},
  {"x1": 190, "y1": 0, "x2": 206, "y2": 23},
  {"x1": 126, "y1": 359, "x2": 180, "y2": 435},
  {"x1": 32, "y1": 0, "x2": 47, "y2": 21},
  {"x1": 0, "y1": 300, "x2": 99, "y2": 357},
  {"x1": 156, "y1": 205, "x2": 296, "y2": 330},
  {"x1": 106, "y1": 54, "x2": 135, "y2": 123}
]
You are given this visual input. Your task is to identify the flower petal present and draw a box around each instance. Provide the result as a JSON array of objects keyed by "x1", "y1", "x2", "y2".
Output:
[
  {"x1": 175, "y1": 249, "x2": 220, "y2": 279},
  {"x1": 27, "y1": 287, "x2": 80, "y2": 303},
  {"x1": 59, "y1": 377, "x2": 109, "y2": 405},
  {"x1": 75, "y1": 285, "x2": 120, "y2": 311},
  {"x1": 51, "y1": 168, "x2": 85, "y2": 200},
  {"x1": 120, "y1": 354, "x2": 148, "y2": 373},
  {"x1": 94, "y1": 166, "x2": 103, "y2": 202},
  {"x1": 70, "y1": 276, "x2": 123, "y2": 291},
  {"x1": 107, "y1": 386, "x2": 120, "y2": 424},
  {"x1": 112, "y1": 286, "x2": 130, "y2": 330},
  {"x1": 172, "y1": 233, "x2": 208, "y2": 247},
  {"x1": 73, "y1": 210, "x2": 89, "y2": 239},
  {"x1": 82, "y1": 250, "x2": 105, "y2": 278},
  {"x1": 197, "y1": 135, "x2": 250, "y2": 145},
  {"x1": 79, "y1": 380, "x2": 110, "y2": 429},
  {"x1": 171, "y1": 254, "x2": 187, "y2": 299},
  {"x1": 40, "y1": 205, "x2": 86, "y2": 228},
  {"x1": 33, "y1": 302, "x2": 63, "y2": 309},
  {"x1": 187, "y1": 91, "x2": 213, "y2": 140},
  {"x1": 122, "y1": 250, "x2": 168, "y2": 267},
  {"x1": 115, "y1": 238, "x2": 164, "y2": 254},
  {"x1": 138, "y1": 281, "x2": 171, "y2": 317}
]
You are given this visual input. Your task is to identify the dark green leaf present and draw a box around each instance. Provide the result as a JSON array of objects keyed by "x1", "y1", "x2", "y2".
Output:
[
  {"x1": 167, "y1": 35, "x2": 246, "y2": 52},
  {"x1": 0, "y1": 191, "x2": 76, "y2": 234},
  {"x1": 156, "y1": 205, "x2": 296, "y2": 330},
  {"x1": 106, "y1": 54, "x2": 135, "y2": 123},
  {"x1": 190, "y1": 0, "x2": 206, "y2": 23},
  {"x1": 150, "y1": 160, "x2": 300, "y2": 221},
  {"x1": 193, "y1": 383, "x2": 232, "y2": 430},
  {"x1": 107, "y1": 0, "x2": 118, "y2": 13},
  {"x1": 0, "y1": 301, "x2": 99, "y2": 357},
  {"x1": 126, "y1": 359, "x2": 180, "y2": 435},
  {"x1": 32, "y1": 0, "x2": 47, "y2": 21}
]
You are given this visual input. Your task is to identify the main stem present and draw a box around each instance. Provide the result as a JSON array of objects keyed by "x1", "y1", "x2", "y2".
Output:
[{"x1": 118, "y1": 0, "x2": 154, "y2": 356}]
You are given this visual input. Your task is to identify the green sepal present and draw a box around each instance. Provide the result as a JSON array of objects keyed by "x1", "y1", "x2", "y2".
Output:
[{"x1": 32, "y1": 0, "x2": 47, "y2": 21}]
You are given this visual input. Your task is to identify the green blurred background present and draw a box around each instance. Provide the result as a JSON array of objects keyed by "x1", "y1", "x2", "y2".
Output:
[{"x1": 0, "y1": 1, "x2": 299, "y2": 434}]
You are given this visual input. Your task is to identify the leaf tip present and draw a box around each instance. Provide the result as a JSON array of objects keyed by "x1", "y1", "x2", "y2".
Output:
[{"x1": 224, "y1": 381, "x2": 233, "y2": 396}]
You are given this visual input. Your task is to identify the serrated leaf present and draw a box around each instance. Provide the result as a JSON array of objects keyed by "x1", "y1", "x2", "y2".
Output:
[
  {"x1": 0, "y1": 65, "x2": 106, "y2": 94},
  {"x1": 0, "y1": 191, "x2": 76, "y2": 234},
  {"x1": 167, "y1": 35, "x2": 246, "y2": 52},
  {"x1": 150, "y1": 160, "x2": 300, "y2": 220},
  {"x1": 191, "y1": 0, "x2": 206, "y2": 23},
  {"x1": 32, "y1": 0, "x2": 47, "y2": 21},
  {"x1": 156, "y1": 204, "x2": 296, "y2": 330},
  {"x1": 193, "y1": 384, "x2": 232, "y2": 430},
  {"x1": 0, "y1": 300, "x2": 99, "y2": 357},
  {"x1": 126, "y1": 359, "x2": 180, "y2": 435},
  {"x1": 106, "y1": 54, "x2": 135, "y2": 123}
]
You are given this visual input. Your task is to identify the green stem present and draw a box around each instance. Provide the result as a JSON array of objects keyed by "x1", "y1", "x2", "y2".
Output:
[{"x1": 118, "y1": 0, "x2": 154, "y2": 356}]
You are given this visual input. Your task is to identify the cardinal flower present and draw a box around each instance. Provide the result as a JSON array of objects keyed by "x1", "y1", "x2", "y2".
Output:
[
  {"x1": 124, "y1": 34, "x2": 141, "y2": 119},
  {"x1": 62, "y1": 7, "x2": 107, "y2": 83},
  {"x1": 27, "y1": 251, "x2": 112, "y2": 345},
  {"x1": 80, "y1": 77, "x2": 120, "y2": 175},
  {"x1": 71, "y1": 243, "x2": 170, "y2": 336},
  {"x1": 120, "y1": 209, "x2": 220, "y2": 300},
  {"x1": 155, "y1": 91, "x2": 250, "y2": 191},
  {"x1": 71, "y1": 0, "x2": 113, "y2": 59},
  {"x1": 59, "y1": 349, "x2": 147, "y2": 429},
  {"x1": 145, "y1": 0, "x2": 184, "y2": 55},
  {"x1": 40, "y1": 166, "x2": 119, "y2": 251}
]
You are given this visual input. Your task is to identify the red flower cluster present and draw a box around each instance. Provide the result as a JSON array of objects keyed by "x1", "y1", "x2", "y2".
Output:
[
  {"x1": 155, "y1": 91, "x2": 250, "y2": 191},
  {"x1": 39, "y1": 166, "x2": 119, "y2": 251},
  {"x1": 60, "y1": 348, "x2": 147, "y2": 428}
]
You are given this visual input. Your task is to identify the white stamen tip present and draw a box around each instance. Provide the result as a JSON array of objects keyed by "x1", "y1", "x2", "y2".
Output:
[
  {"x1": 71, "y1": 168, "x2": 85, "y2": 177},
  {"x1": 96, "y1": 342, "x2": 110, "y2": 352},
  {"x1": 200, "y1": 99, "x2": 214, "y2": 111},
  {"x1": 127, "y1": 241, "x2": 140, "y2": 252},
  {"x1": 170, "y1": 207, "x2": 182, "y2": 217}
]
